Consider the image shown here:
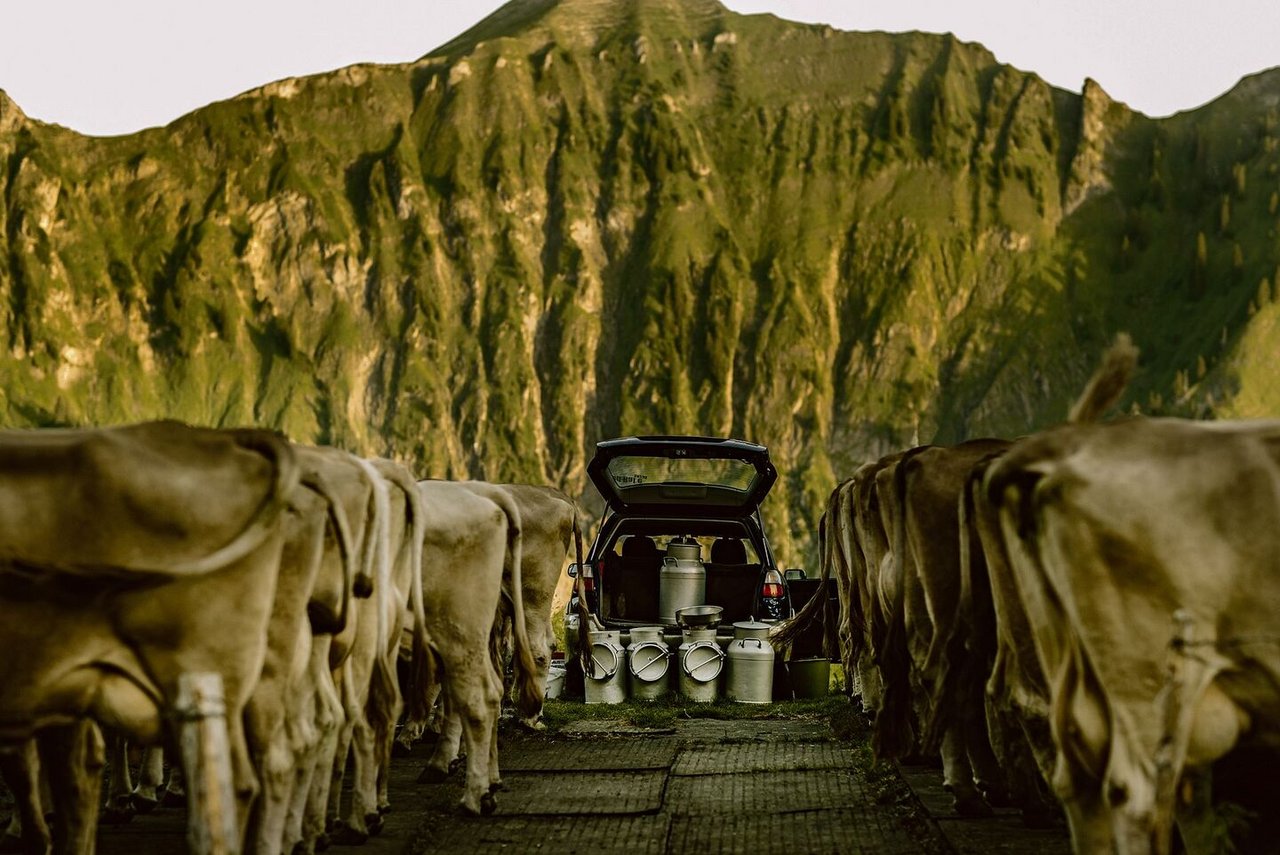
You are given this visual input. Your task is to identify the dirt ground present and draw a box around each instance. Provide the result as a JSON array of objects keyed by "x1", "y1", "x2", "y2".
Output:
[{"x1": 76, "y1": 699, "x2": 1075, "y2": 854}]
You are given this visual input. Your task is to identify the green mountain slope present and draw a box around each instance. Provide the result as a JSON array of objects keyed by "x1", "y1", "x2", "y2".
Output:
[{"x1": 3, "y1": 0, "x2": 1280, "y2": 564}]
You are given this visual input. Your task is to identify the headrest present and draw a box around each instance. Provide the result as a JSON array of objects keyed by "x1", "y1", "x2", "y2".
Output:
[
  {"x1": 621, "y1": 535, "x2": 659, "y2": 557},
  {"x1": 710, "y1": 537, "x2": 747, "y2": 564}
]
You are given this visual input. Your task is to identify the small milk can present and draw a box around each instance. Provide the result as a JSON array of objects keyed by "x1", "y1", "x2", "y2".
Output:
[
  {"x1": 725, "y1": 621, "x2": 775, "y2": 704},
  {"x1": 584, "y1": 629, "x2": 627, "y2": 704},
  {"x1": 659, "y1": 536, "x2": 706, "y2": 625},
  {"x1": 627, "y1": 626, "x2": 671, "y2": 700},
  {"x1": 678, "y1": 627, "x2": 725, "y2": 702}
]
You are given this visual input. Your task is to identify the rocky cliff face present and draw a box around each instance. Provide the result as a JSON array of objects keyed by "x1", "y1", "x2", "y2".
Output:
[{"x1": 3, "y1": 0, "x2": 1280, "y2": 565}]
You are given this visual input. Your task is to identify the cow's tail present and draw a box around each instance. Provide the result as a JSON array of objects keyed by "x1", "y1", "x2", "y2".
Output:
[
  {"x1": 921, "y1": 456, "x2": 991, "y2": 753},
  {"x1": 872, "y1": 448, "x2": 925, "y2": 761},
  {"x1": 770, "y1": 490, "x2": 838, "y2": 655},
  {"x1": 1068, "y1": 333, "x2": 1138, "y2": 424},
  {"x1": 572, "y1": 506, "x2": 595, "y2": 679},
  {"x1": 352, "y1": 457, "x2": 399, "y2": 735},
  {"x1": 375, "y1": 461, "x2": 427, "y2": 742},
  {"x1": 380, "y1": 464, "x2": 429, "y2": 715},
  {"x1": 487, "y1": 489, "x2": 540, "y2": 714},
  {"x1": 300, "y1": 469, "x2": 356, "y2": 635},
  {"x1": 833, "y1": 482, "x2": 864, "y2": 665},
  {"x1": 405, "y1": 481, "x2": 435, "y2": 725}
]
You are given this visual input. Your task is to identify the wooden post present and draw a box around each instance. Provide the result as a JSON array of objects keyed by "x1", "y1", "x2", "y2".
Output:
[{"x1": 175, "y1": 672, "x2": 240, "y2": 855}]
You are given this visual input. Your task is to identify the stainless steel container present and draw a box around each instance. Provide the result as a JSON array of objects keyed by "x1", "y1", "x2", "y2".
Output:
[
  {"x1": 725, "y1": 621, "x2": 774, "y2": 704},
  {"x1": 627, "y1": 626, "x2": 670, "y2": 701},
  {"x1": 660, "y1": 536, "x2": 706, "y2": 625},
  {"x1": 678, "y1": 627, "x2": 724, "y2": 703},
  {"x1": 584, "y1": 629, "x2": 627, "y2": 704}
]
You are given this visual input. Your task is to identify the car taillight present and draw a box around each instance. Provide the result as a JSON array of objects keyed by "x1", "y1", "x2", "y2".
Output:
[
  {"x1": 761, "y1": 568, "x2": 784, "y2": 599},
  {"x1": 582, "y1": 561, "x2": 596, "y2": 593}
]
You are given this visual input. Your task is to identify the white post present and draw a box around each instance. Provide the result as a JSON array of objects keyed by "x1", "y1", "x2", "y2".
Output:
[{"x1": 175, "y1": 672, "x2": 241, "y2": 855}]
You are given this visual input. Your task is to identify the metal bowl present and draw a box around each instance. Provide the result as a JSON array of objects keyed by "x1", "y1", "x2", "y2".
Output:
[{"x1": 675, "y1": 605, "x2": 724, "y2": 629}]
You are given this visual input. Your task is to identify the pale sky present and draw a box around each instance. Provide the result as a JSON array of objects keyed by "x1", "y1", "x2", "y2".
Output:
[{"x1": 1, "y1": 1, "x2": 1277, "y2": 137}]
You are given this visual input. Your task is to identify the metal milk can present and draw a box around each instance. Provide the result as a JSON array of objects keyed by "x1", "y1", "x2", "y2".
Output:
[
  {"x1": 659, "y1": 536, "x2": 706, "y2": 625},
  {"x1": 584, "y1": 629, "x2": 627, "y2": 704},
  {"x1": 725, "y1": 621, "x2": 775, "y2": 704},
  {"x1": 627, "y1": 626, "x2": 671, "y2": 701},
  {"x1": 678, "y1": 627, "x2": 725, "y2": 702}
]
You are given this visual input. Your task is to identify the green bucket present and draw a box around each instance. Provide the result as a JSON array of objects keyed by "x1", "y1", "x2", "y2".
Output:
[{"x1": 788, "y1": 657, "x2": 830, "y2": 699}]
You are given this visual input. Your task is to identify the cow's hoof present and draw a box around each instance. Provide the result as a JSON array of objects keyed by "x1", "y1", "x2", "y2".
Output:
[
  {"x1": 99, "y1": 803, "x2": 135, "y2": 825},
  {"x1": 417, "y1": 765, "x2": 449, "y2": 784},
  {"x1": 377, "y1": 803, "x2": 391, "y2": 815},
  {"x1": 314, "y1": 832, "x2": 330, "y2": 852},
  {"x1": 480, "y1": 792, "x2": 497, "y2": 817},
  {"x1": 364, "y1": 813, "x2": 383, "y2": 836},
  {"x1": 488, "y1": 780, "x2": 504, "y2": 793},
  {"x1": 953, "y1": 793, "x2": 994, "y2": 818},
  {"x1": 290, "y1": 842, "x2": 313, "y2": 855},
  {"x1": 447, "y1": 757, "x2": 466, "y2": 777},
  {"x1": 132, "y1": 793, "x2": 160, "y2": 815},
  {"x1": 330, "y1": 821, "x2": 368, "y2": 846},
  {"x1": 1021, "y1": 804, "x2": 1060, "y2": 829},
  {"x1": 979, "y1": 786, "x2": 1014, "y2": 809}
]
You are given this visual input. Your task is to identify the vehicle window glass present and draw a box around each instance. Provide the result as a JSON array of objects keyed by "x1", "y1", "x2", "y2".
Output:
[{"x1": 605, "y1": 456, "x2": 759, "y2": 498}]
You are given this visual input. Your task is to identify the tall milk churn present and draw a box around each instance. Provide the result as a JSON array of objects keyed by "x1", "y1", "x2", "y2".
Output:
[
  {"x1": 725, "y1": 621, "x2": 775, "y2": 704},
  {"x1": 660, "y1": 536, "x2": 706, "y2": 625},
  {"x1": 678, "y1": 627, "x2": 725, "y2": 702},
  {"x1": 627, "y1": 626, "x2": 671, "y2": 701},
  {"x1": 584, "y1": 629, "x2": 627, "y2": 704}
]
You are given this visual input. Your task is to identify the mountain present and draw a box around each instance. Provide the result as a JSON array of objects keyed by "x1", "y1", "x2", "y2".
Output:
[{"x1": 3, "y1": 0, "x2": 1280, "y2": 565}]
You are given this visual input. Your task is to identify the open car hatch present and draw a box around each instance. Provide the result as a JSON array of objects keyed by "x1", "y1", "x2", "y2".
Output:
[{"x1": 587, "y1": 436, "x2": 777, "y2": 517}]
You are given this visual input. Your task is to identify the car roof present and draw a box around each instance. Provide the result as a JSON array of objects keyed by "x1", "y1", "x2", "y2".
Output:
[{"x1": 587, "y1": 436, "x2": 777, "y2": 518}]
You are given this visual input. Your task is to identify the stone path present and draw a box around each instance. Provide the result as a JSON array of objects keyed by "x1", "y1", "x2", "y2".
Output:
[{"x1": 87, "y1": 714, "x2": 1072, "y2": 854}]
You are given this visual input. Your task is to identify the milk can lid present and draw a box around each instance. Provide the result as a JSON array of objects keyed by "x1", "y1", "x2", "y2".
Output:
[{"x1": 732, "y1": 620, "x2": 771, "y2": 640}]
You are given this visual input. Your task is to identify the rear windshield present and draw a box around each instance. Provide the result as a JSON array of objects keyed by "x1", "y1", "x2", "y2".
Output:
[{"x1": 604, "y1": 456, "x2": 760, "y2": 504}]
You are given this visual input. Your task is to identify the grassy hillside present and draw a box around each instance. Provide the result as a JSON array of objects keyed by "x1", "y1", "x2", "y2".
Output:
[{"x1": 3, "y1": 0, "x2": 1280, "y2": 565}]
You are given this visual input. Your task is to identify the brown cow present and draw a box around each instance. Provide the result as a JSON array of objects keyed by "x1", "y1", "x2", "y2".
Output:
[
  {"x1": 956, "y1": 452, "x2": 1059, "y2": 827},
  {"x1": 772, "y1": 476, "x2": 860, "y2": 698},
  {"x1": 987, "y1": 416, "x2": 1280, "y2": 853},
  {"x1": 404, "y1": 480, "x2": 536, "y2": 816},
  {"x1": 0, "y1": 421, "x2": 298, "y2": 852},
  {"x1": 488, "y1": 483, "x2": 583, "y2": 728},
  {"x1": 243, "y1": 457, "x2": 359, "y2": 854},
  {"x1": 892, "y1": 440, "x2": 1012, "y2": 816}
]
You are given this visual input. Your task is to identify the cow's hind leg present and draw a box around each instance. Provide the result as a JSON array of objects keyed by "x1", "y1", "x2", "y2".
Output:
[
  {"x1": 940, "y1": 724, "x2": 992, "y2": 817},
  {"x1": 962, "y1": 699, "x2": 1011, "y2": 808},
  {"x1": 0, "y1": 739, "x2": 51, "y2": 855},
  {"x1": 131, "y1": 746, "x2": 166, "y2": 813},
  {"x1": 40, "y1": 720, "x2": 105, "y2": 855},
  {"x1": 245, "y1": 712, "x2": 294, "y2": 855},
  {"x1": 451, "y1": 669, "x2": 500, "y2": 816},
  {"x1": 341, "y1": 714, "x2": 381, "y2": 839},
  {"x1": 418, "y1": 702, "x2": 463, "y2": 784},
  {"x1": 101, "y1": 735, "x2": 135, "y2": 825}
]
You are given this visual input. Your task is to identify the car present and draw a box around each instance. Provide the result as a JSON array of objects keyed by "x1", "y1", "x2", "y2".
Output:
[{"x1": 563, "y1": 435, "x2": 804, "y2": 697}]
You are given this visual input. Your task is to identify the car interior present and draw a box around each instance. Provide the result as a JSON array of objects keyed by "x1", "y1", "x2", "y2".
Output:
[{"x1": 597, "y1": 521, "x2": 764, "y2": 625}]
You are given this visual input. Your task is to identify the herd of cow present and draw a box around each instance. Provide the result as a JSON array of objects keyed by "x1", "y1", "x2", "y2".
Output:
[
  {"x1": 774, "y1": 335, "x2": 1280, "y2": 854},
  {"x1": 0, "y1": 421, "x2": 586, "y2": 854}
]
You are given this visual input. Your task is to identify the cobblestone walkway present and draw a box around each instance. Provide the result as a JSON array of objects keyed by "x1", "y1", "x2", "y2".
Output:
[{"x1": 90, "y1": 714, "x2": 1072, "y2": 854}]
